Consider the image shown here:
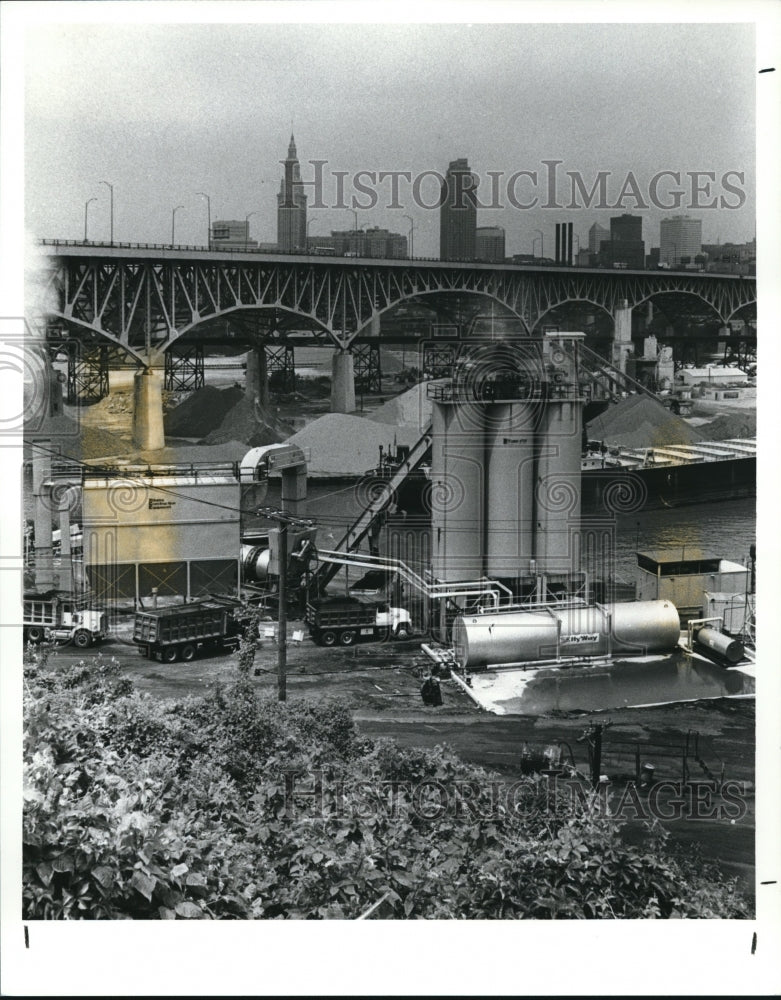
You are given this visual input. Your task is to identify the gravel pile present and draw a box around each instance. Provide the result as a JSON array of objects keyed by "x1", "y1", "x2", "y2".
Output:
[
  {"x1": 23, "y1": 412, "x2": 128, "y2": 462},
  {"x1": 586, "y1": 395, "x2": 707, "y2": 448},
  {"x1": 368, "y1": 382, "x2": 432, "y2": 431},
  {"x1": 286, "y1": 413, "x2": 420, "y2": 476},
  {"x1": 698, "y1": 412, "x2": 756, "y2": 440},
  {"x1": 164, "y1": 385, "x2": 244, "y2": 437},
  {"x1": 199, "y1": 396, "x2": 295, "y2": 447}
]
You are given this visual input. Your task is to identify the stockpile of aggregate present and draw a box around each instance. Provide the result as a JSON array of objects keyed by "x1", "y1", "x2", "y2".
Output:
[
  {"x1": 199, "y1": 396, "x2": 295, "y2": 448},
  {"x1": 286, "y1": 413, "x2": 420, "y2": 477},
  {"x1": 23, "y1": 411, "x2": 128, "y2": 462},
  {"x1": 698, "y1": 412, "x2": 757, "y2": 441},
  {"x1": 368, "y1": 382, "x2": 432, "y2": 432},
  {"x1": 586, "y1": 394, "x2": 707, "y2": 449},
  {"x1": 115, "y1": 440, "x2": 252, "y2": 465},
  {"x1": 164, "y1": 385, "x2": 244, "y2": 437}
]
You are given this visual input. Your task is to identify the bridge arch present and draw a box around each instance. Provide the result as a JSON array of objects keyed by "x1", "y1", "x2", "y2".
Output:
[
  {"x1": 362, "y1": 288, "x2": 532, "y2": 339},
  {"x1": 530, "y1": 298, "x2": 614, "y2": 334},
  {"x1": 628, "y1": 289, "x2": 728, "y2": 324}
]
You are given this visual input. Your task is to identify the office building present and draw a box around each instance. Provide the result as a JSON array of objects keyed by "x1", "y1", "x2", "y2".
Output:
[
  {"x1": 599, "y1": 214, "x2": 645, "y2": 269},
  {"x1": 555, "y1": 222, "x2": 574, "y2": 265},
  {"x1": 326, "y1": 228, "x2": 408, "y2": 258},
  {"x1": 277, "y1": 134, "x2": 307, "y2": 252},
  {"x1": 210, "y1": 220, "x2": 257, "y2": 250},
  {"x1": 660, "y1": 216, "x2": 702, "y2": 266},
  {"x1": 475, "y1": 226, "x2": 506, "y2": 262},
  {"x1": 440, "y1": 159, "x2": 478, "y2": 261},
  {"x1": 588, "y1": 222, "x2": 609, "y2": 255}
]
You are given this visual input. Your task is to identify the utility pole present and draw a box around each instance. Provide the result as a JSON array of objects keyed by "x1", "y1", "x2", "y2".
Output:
[
  {"x1": 277, "y1": 518, "x2": 288, "y2": 702},
  {"x1": 258, "y1": 507, "x2": 316, "y2": 702}
]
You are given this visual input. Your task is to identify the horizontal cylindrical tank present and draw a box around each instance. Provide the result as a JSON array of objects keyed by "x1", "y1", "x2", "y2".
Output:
[
  {"x1": 453, "y1": 599, "x2": 681, "y2": 669},
  {"x1": 694, "y1": 625, "x2": 744, "y2": 664},
  {"x1": 241, "y1": 544, "x2": 270, "y2": 583}
]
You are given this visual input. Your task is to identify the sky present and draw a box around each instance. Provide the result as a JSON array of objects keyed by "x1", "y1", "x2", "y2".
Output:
[{"x1": 22, "y1": 17, "x2": 757, "y2": 257}]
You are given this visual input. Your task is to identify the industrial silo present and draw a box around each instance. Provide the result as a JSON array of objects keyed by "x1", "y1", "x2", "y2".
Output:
[
  {"x1": 534, "y1": 394, "x2": 584, "y2": 577},
  {"x1": 484, "y1": 402, "x2": 538, "y2": 580},
  {"x1": 430, "y1": 395, "x2": 486, "y2": 582}
]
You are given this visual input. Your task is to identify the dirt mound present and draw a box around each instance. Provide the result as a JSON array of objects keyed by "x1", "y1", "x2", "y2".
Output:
[
  {"x1": 164, "y1": 385, "x2": 244, "y2": 437},
  {"x1": 24, "y1": 412, "x2": 129, "y2": 462},
  {"x1": 368, "y1": 382, "x2": 432, "y2": 431},
  {"x1": 286, "y1": 413, "x2": 420, "y2": 476},
  {"x1": 699, "y1": 412, "x2": 757, "y2": 440},
  {"x1": 199, "y1": 396, "x2": 295, "y2": 448},
  {"x1": 586, "y1": 395, "x2": 707, "y2": 449}
]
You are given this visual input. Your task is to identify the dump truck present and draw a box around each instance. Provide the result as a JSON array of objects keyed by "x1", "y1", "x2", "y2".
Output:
[
  {"x1": 23, "y1": 593, "x2": 108, "y2": 648},
  {"x1": 133, "y1": 596, "x2": 243, "y2": 662},
  {"x1": 305, "y1": 598, "x2": 412, "y2": 646}
]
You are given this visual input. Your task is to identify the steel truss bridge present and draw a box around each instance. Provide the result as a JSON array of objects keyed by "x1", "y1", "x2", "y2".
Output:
[{"x1": 37, "y1": 241, "x2": 756, "y2": 367}]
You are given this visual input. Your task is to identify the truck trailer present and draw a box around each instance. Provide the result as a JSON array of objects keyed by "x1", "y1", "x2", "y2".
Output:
[
  {"x1": 133, "y1": 596, "x2": 244, "y2": 662},
  {"x1": 305, "y1": 598, "x2": 412, "y2": 647},
  {"x1": 23, "y1": 593, "x2": 108, "y2": 648}
]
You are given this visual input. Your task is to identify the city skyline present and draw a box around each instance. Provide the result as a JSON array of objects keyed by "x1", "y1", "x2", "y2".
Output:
[{"x1": 22, "y1": 20, "x2": 756, "y2": 256}]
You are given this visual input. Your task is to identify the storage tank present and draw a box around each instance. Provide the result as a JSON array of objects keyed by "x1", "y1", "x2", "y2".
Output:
[
  {"x1": 453, "y1": 599, "x2": 680, "y2": 669},
  {"x1": 430, "y1": 399, "x2": 486, "y2": 582},
  {"x1": 534, "y1": 396, "x2": 583, "y2": 575},
  {"x1": 484, "y1": 402, "x2": 537, "y2": 578},
  {"x1": 693, "y1": 625, "x2": 744, "y2": 664}
]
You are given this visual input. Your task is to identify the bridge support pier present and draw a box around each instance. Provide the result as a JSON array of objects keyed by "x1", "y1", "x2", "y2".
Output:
[
  {"x1": 132, "y1": 368, "x2": 165, "y2": 451},
  {"x1": 246, "y1": 346, "x2": 270, "y2": 408},
  {"x1": 330, "y1": 349, "x2": 356, "y2": 413},
  {"x1": 611, "y1": 299, "x2": 633, "y2": 374},
  {"x1": 31, "y1": 445, "x2": 55, "y2": 590}
]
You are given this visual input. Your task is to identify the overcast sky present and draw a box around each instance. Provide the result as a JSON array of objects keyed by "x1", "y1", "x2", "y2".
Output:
[{"x1": 24, "y1": 18, "x2": 756, "y2": 256}]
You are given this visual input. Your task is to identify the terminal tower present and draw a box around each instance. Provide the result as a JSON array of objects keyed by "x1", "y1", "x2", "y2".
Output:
[{"x1": 277, "y1": 134, "x2": 308, "y2": 252}]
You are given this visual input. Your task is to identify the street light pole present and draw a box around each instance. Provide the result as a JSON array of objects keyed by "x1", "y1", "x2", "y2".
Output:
[
  {"x1": 534, "y1": 228, "x2": 544, "y2": 259},
  {"x1": 196, "y1": 192, "x2": 211, "y2": 247},
  {"x1": 100, "y1": 181, "x2": 114, "y2": 244},
  {"x1": 84, "y1": 197, "x2": 97, "y2": 243},
  {"x1": 171, "y1": 205, "x2": 184, "y2": 245},
  {"x1": 403, "y1": 214, "x2": 414, "y2": 258}
]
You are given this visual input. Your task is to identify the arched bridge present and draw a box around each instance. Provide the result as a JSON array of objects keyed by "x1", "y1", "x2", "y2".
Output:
[{"x1": 37, "y1": 240, "x2": 756, "y2": 364}]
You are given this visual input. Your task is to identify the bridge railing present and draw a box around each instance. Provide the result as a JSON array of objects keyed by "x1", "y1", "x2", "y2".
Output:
[{"x1": 36, "y1": 239, "x2": 746, "y2": 275}]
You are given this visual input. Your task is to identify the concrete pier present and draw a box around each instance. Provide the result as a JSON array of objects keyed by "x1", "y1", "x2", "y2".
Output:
[
  {"x1": 611, "y1": 299, "x2": 633, "y2": 373},
  {"x1": 31, "y1": 444, "x2": 54, "y2": 590},
  {"x1": 245, "y1": 345, "x2": 270, "y2": 408},
  {"x1": 330, "y1": 349, "x2": 356, "y2": 413},
  {"x1": 132, "y1": 368, "x2": 165, "y2": 451}
]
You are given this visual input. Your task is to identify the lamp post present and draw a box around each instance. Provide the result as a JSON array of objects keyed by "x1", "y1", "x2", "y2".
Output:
[
  {"x1": 532, "y1": 235, "x2": 541, "y2": 258},
  {"x1": 171, "y1": 205, "x2": 184, "y2": 245},
  {"x1": 534, "y1": 228, "x2": 544, "y2": 259},
  {"x1": 245, "y1": 211, "x2": 260, "y2": 250},
  {"x1": 196, "y1": 192, "x2": 211, "y2": 247},
  {"x1": 84, "y1": 197, "x2": 97, "y2": 243},
  {"x1": 403, "y1": 214, "x2": 415, "y2": 259},
  {"x1": 100, "y1": 181, "x2": 114, "y2": 244}
]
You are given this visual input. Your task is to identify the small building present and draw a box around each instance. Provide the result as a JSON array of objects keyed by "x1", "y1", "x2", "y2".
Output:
[
  {"x1": 676, "y1": 366, "x2": 749, "y2": 387},
  {"x1": 635, "y1": 549, "x2": 749, "y2": 622}
]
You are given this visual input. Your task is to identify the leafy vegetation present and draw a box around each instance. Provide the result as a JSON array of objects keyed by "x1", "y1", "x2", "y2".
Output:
[{"x1": 22, "y1": 644, "x2": 748, "y2": 920}]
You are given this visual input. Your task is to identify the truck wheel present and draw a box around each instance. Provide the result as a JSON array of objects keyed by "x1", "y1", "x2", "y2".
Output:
[
  {"x1": 395, "y1": 624, "x2": 412, "y2": 639},
  {"x1": 180, "y1": 643, "x2": 196, "y2": 662},
  {"x1": 73, "y1": 630, "x2": 92, "y2": 649},
  {"x1": 26, "y1": 626, "x2": 44, "y2": 644},
  {"x1": 320, "y1": 631, "x2": 337, "y2": 647},
  {"x1": 162, "y1": 646, "x2": 179, "y2": 663},
  {"x1": 339, "y1": 630, "x2": 356, "y2": 646}
]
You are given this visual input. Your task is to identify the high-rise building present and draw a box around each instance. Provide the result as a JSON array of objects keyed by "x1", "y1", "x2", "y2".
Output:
[
  {"x1": 440, "y1": 159, "x2": 478, "y2": 261},
  {"x1": 599, "y1": 214, "x2": 645, "y2": 269},
  {"x1": 277, "y1": 134, "x2": 307, "y2": 252},
  {"x1": 588, "y1": 222, "x2": 609, "y2": 255},
  {"x1": 475, "y1": 226, "x2": 506, "y2": 262},
  {"x1": 660, "y1": 216, "x2": 702, "y2": 266}
]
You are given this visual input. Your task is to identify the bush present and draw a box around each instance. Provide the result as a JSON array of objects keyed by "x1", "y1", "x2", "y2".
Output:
[{"x1": 22, "y1": 649, "x2": 749, "y2": 920}]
